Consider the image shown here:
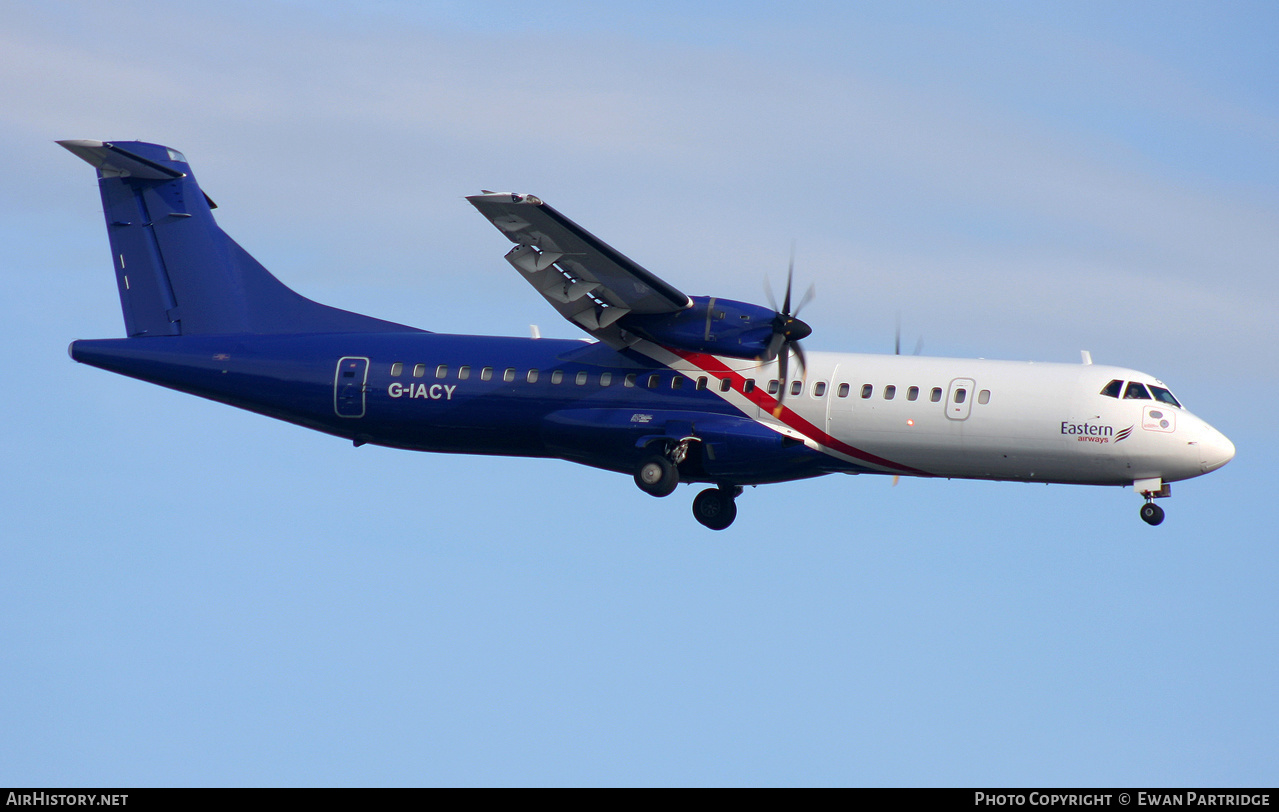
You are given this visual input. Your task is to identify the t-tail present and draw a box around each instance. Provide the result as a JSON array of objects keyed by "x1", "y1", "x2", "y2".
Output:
[{"x1": 59, "y1": 140, "x2": 418, "y2": 337}]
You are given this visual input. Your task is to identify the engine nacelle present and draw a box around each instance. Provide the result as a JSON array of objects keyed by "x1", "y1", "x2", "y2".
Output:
[{"x1": 618, "y1": 296, "x2": 779, "y2": 359}]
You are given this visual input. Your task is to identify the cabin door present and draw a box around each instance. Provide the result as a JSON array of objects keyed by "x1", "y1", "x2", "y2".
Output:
[
  {"x1": 945, "y1": 377, "x2": 976, "y2": 421},
  {"x1": 334, "y1": 356, "x2": 369, "y2": 418}
]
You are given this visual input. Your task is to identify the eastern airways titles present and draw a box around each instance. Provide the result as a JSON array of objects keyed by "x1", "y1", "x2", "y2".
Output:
[{"x1": 1061, "y1": 421, "x2": 1114, "y2": 436}]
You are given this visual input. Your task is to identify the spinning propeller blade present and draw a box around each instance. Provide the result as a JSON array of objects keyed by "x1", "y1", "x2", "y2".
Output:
[{"x1": 765, "y1": 250, "x2": 814, "y2": 418}]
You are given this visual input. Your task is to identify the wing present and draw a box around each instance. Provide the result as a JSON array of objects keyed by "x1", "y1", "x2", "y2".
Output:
[{"x1": 468, "y1": 193, "x2": 691, "y2": 346}]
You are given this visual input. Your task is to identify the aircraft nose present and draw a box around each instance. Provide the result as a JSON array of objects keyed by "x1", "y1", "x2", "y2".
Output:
[{"x1": 1200, "y1": 427, "x2": 1236, "y2": 473}]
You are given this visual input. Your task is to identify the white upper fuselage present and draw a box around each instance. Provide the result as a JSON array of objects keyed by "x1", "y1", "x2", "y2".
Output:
[{"x1": 651, "y1": 346, "x2": 1235, "y2": 487}]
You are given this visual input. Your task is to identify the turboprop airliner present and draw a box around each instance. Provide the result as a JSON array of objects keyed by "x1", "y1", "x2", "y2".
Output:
[{"x1": 60, "y1": 139, "x2": 1234, "y2": 530}]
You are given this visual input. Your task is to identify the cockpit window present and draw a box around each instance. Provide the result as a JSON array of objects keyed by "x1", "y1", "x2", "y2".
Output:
[
  {"x1": 1149, "y1": 385, "x2": 1182, "y2": 409},
  {"x1": 1123, "y1": 382, "x2": 1152, "y2": 400},
  {"x1": 1100, "y1": 379, "x2": 1123, "y2": 398}
]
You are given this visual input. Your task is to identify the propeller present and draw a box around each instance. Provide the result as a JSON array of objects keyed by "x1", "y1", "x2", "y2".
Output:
[
  {"x1": 764, "y1": 249, "x2": 814, "y2": 418},
  {"x1": 892, "y1": 314, "x2": 921, "y2": 488},
  {"x1": 895, "y1": 313, "x2": 923, "y2": 356}
]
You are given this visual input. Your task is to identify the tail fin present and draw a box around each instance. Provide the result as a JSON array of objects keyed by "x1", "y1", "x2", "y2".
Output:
[{"x1": 59, "y1": 140, "x2": 419, "y2": 336}]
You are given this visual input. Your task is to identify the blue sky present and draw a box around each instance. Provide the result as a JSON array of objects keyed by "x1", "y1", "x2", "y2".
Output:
[{"x1": 2, "y1": 1, "x2": 1276, "y2": 786}]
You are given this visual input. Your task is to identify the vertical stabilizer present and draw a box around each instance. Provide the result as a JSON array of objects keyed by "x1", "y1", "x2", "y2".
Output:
[{"x1": 59, "y1": 140, "x2": 419, "y2": 336}]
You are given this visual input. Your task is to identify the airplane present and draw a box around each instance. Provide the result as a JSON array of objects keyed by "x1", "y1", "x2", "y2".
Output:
[{"x1": 59, "y1": 139, "x2": 1235, "y2": 530}]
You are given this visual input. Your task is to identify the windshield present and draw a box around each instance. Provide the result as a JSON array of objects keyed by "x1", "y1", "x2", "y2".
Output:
[
  {"x1": 1149, "y1": 385, "x2": 1182, "y2": 409},
  {"x1": 1101, "y1": 379, "x2": 1184, "y2": 409}
]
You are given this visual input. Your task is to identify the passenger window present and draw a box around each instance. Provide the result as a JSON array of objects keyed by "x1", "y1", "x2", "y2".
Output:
[
  {"x1": 1124, "y1": 382, "x2": 1152, "y2": 400},
  {"x1": 1149, "y1": 385, "x2": 1181, "y2": 408},
  {"x1": 884, "y1": 385, "x2": 896, "y2": 400},
  {"x1": 551, "y1": 370, "x2": 564, "y2": 384},
  {"x1": 503, "y1": 368, "x2": 516, "y2": 383},
  {"x1": 458, "y1": 366, "x2": 470, "y2": 381},
  {"x1": 907, "y1": 386, "x2": 919, "y2": 401},
  {"x1": 744, "y1": 379, "x2": 756, "y2": 393},
  {"x1": 978, "y1": 389, "x2": 990, "y2": 404},
  {"x1": 789, "y1": 381, "x2": 802, "y2": 396},
  {"x1": 719, "y1": 378, "x2": 731, "y2": 392},
  {"x1": 578, "y1": 371, "x2": 589, "y2": 386},
  {"x1": 480, "y1": 366, "x2": 493, "y2": 381},
  {"x1": 861, "y1": 384, "x2": 873, "y2": 399},
  {"x1": 526, "y1": 369, "x2": 539, "y2": 383},
  {"x1": 436, "y1": 364, "x2": 448, "y2": 379},
  {"x1": 600, "y1": 372, "x2": 613, "y2": 387},
  {"x1": 814, "y1": 382, "x2": 827, "y2": 397},
  {"x1": 624, "y1": 373, "x2": 637, "y2": 388},
  {"x1": 1100, "y1": 379, "x2": 1123, "y2": 398},
  {"x1": 696, "y1": 377, "x2": 707, "y2": 391},
  {"x1": 647, "y1": 374, "x2": 660, "y2": 388},
  {"x1": 767, "y1": 380, "x2": 780, "y2": 395},
  {"x1": 390, "y1": 362, "x2": 403, "y2": 377},
  {"x1": 671, "y1": 376, "x2": 684, "y2": 390},
  {"x1": 954, "y1": 389, "x2": 967, "y2": 404},
  {"x1": 413, "y1": 363, "x2": 426, "y2": 378},
  {"x1": 930, "y1": 387, "x2": 942, "y2": 402},
  {"x1": 837, "y1": 383, "x2": 850, "y2": 398}
]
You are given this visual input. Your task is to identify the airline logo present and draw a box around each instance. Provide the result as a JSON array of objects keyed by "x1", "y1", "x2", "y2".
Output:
[{"x1": 1061, "y1": 421, "x2": 1134, "y2": 444}]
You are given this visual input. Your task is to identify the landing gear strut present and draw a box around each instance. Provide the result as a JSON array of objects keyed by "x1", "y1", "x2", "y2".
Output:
[
  {"x1": 692, "y1": 486, "x2": 740, "y2": 531},
  {"x1": 1135, "y1": 478, "x2": 1169, "y2": 526}
]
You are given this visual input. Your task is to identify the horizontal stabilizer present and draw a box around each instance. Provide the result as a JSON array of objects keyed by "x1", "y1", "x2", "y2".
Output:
[{"x1": 58, "y1": 139, "x2": 186, "y2": 180}]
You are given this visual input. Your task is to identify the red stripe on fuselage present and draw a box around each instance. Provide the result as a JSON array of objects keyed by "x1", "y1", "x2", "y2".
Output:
[{"x1": 670, "y1": 349, "x2": 931, "y2": 476}]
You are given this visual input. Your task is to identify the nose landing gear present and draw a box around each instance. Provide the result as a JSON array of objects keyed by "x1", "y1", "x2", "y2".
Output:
[
  {"x1": 1139, "y1": 500, "x2": 1165, "y2": 526},
  {"x1": 1135, "y1": 478, "x2": 1170, "y2": 526}
]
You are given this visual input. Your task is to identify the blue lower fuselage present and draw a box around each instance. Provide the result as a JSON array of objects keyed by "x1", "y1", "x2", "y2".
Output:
[{"x1": 71, "y1": 332, "x2": 849, "y2": 485}]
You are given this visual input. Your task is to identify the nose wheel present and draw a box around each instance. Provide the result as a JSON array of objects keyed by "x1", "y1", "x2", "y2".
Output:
[
  {"x1": 1140, "y1": 500, "x2": 1165, "y2": 526},
  {"x1": 1135, "y1": 478, "x2": 1170, "y2": 526},
  {"x1": 692, "y1": 486, "x2": 740, "y2": 530}
]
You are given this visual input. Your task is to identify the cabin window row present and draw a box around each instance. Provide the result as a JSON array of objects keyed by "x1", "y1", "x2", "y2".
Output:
[
  {"x1": 844, "y1": 383, "x2": 991, "y2": 405},
  {"x1": 388, "y1": 362, "x2": 990, "y2": 405},
  {"x1": 390, "y1": 362, "x2": 690, "y2": 389}
]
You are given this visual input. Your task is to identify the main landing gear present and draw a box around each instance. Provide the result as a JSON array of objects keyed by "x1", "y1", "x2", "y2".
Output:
[
  {"x1": 692, "y1": 486, "x2": 741, "y2": 531},
  {"x1": 634, "y1": 454, "x2": 679, "y2": 497},
  {"x1": 632, "y1": 445, "x2": 742, "y2": 530}
]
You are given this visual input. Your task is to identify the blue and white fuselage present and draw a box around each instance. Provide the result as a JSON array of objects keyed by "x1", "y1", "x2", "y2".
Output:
[{"x1": 61, "y1": 140, "x2": 1234, "y2": 529}]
